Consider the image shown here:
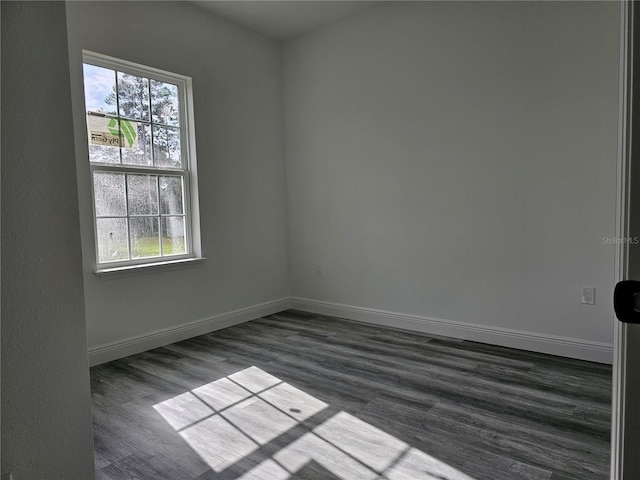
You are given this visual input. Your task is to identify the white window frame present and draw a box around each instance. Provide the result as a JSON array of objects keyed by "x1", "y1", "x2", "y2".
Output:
[{"x1": 82, "y1": 51, "x2": 202, "y2": 275}]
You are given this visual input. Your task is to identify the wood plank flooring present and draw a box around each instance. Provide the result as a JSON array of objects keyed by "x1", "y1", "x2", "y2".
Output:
[{"x1": 91, "y1": 309, "x2": 612, "y2": 480}]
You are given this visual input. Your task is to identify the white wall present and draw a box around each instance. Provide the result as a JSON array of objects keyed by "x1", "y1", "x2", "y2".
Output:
[
  {"x1": 65, "y1": 1, "x2": 621, "y2": 363},
  {"x1": 284, "y1": 1, "x2": 620, "y2": 358},
  {"x1": 66, "y1": 1, "x2": 290, "y2": 356},
  {"x1": 1, "y1": 2, "x2": 95, "y2": 478}
]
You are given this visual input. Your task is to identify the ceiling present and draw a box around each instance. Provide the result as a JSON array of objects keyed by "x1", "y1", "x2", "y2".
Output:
[{"x1": 191, "y1": 1, "x2": 380, "y2": 40}]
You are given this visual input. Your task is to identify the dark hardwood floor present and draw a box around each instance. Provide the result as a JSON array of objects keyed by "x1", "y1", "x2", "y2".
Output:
[{"x1": 91, "y1": 310, "x2": 612, "y2": 480}]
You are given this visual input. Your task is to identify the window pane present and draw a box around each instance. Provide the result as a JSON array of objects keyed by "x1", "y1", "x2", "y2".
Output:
[
  {"x1": 89, "y1": 143, "x2": 120, "y2": 164},
  {"x1": 127, "y1": 174, "x2": 158, "y2": 215},
  {"x1": 159, "y1": 176, "x2": 184, "y2": 215},
  {"x1": 130, "y1": 217, "x2": 160, "y2": 258},
  {"x1": 93, "y1": 172, "x2": 126, "y2": 216},
  {"x1": 162, "y1": 217, "x2": 186, "y2": 256},
  {"x1": 121, "y1": 123, "x2": 152, "y2": 166},
  {"x1": 96, "y1": 218, "x2": 129, "y2": 263},
  {"x1": 151, "y1": 80, "x2": 179, "y2": 126},
  {"x1": 87, "y1": 114, "x2": 123, "y2": 163},
  {"x1": 118, "y1": 72, "x2": 150, "y2": 121},
  {"x1": 153, "y1": 126, "x2": 181, "y2": 168},
  {"x1": 83, "y1": 64, "x2": 117, "y2": 115}
]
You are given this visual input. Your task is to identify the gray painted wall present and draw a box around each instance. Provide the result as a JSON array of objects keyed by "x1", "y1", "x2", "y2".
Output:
[
  {"x1": 65, "y1": 1, "x2": 290, "y2": 350},
  {"x1": 284, "y1": 1, "x2": 620, "y2": 348},
  {"x1": 621, "y1": 3, "x2": 640, "y2": 475},
  {"x1": 1, "y1": 2, "x2": 95, "y2": 478}
]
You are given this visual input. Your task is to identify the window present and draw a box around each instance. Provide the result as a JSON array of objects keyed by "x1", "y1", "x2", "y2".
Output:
[{"x1": 82, "y1": 51, "x2": 201, "y2": 271}]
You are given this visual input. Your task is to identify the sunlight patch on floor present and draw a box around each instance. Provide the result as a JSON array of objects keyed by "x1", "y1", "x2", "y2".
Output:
[{"x1": 153, "y1": 366, "x2": 476, "y2": 480}]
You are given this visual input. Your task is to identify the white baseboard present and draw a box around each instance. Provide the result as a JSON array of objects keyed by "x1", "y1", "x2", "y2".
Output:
[
  {"x1": 88, "y1": 296, "x2": 614, "y2": 366},
  {"x1": 290, "y1": 297, "x2": 614, "y2": 364},
  {"x1": 88, "y1": 297, "x2": 292, "y2": 366}
]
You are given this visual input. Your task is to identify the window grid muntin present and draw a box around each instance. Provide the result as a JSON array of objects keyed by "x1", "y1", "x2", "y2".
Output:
[
  {"x1": 114, "y1": 69, "x2": 123, "y2": 165},
  {"x1": 123, "y1": 167, "x2": 132, "y2": 258}
]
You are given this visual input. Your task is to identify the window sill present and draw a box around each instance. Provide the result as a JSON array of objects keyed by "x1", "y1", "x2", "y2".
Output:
[{"x1": 95, "y1": 257, "x2": 206, "y2": 279}]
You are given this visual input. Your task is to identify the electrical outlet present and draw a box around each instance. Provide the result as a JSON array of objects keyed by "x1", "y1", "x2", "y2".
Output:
[
  {"x1": 582, "y1": 287, "x2": 595, "y2": 305},
  {"x1": 315, "y1": 263, "x2": 323, "y2": 276}
]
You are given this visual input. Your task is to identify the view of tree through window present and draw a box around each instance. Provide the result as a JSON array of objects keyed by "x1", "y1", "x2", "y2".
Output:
[{"x1": 83, "y1": 55, "x2": 194, "y2": 266}]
